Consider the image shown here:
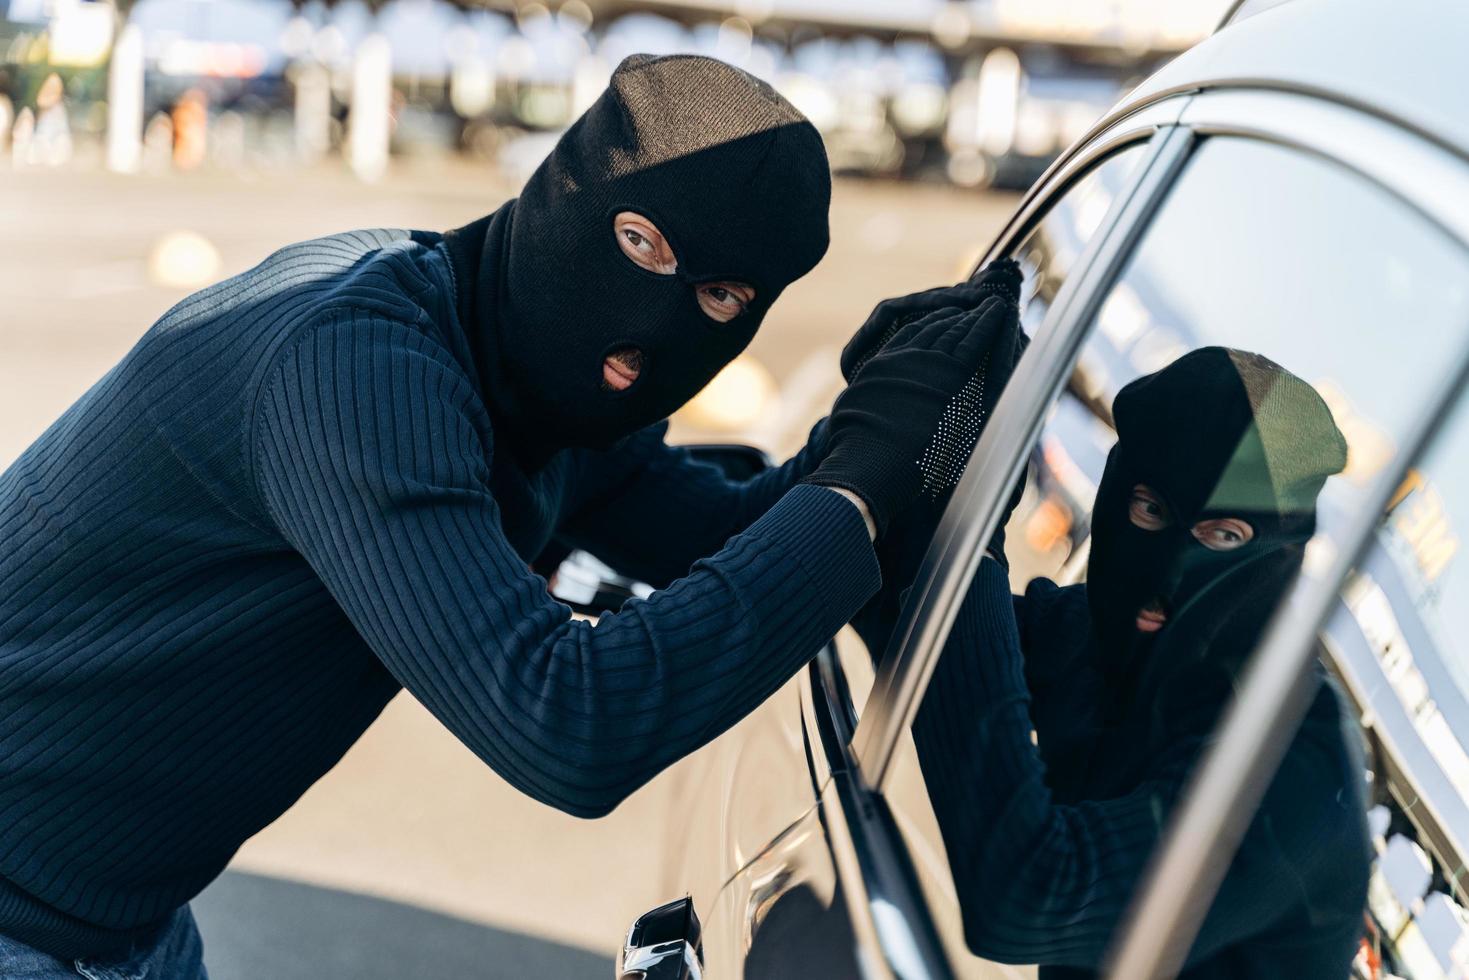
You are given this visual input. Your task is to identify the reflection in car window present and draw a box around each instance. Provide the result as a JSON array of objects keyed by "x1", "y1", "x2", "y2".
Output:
[
  {"x1": 1327, "y1": 392, "x2": 1469, "y2": 975},
  {"x1": 878, "y1": 136, "x2": 1469, "y2": 978}
]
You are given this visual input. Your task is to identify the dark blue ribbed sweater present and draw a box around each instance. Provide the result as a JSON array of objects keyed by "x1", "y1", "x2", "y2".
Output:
[{"x1": 0, "y1": 229, "x2": 879, "y2": 958}]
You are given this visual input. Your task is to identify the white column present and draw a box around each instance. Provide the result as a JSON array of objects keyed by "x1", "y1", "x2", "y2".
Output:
[
  {"x1": 293, "y1": 60, "x2": 332, "y2": 164},
  {"x1": 348, "y1": 33, "x2": 391, "y2": 182},
  {"x1": 106, "y1": 23, "x2": 144, "y2": 174}
]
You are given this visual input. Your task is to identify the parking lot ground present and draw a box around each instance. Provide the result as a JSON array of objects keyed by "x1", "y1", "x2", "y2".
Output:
[{"x1": 0, "y1": 160, "x2": 1018, "y2": 970}]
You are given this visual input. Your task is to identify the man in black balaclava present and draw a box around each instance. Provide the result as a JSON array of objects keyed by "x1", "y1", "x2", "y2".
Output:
[
  {"x1": 893, "y1": 347, "x2": 1373, "y2": 978},
  {"x1": 444, "y1": 52, "x2": 832, "y2": 465},
  {"x1": 0, "y1": 54, "x2": 1024, "y2": 977}
]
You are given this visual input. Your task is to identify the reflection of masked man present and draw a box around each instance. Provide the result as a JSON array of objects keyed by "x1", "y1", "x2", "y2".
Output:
[
  {"x1": 0, "y1": 55, "x2": 1021, "y2": 976},
  {"x1": 908, "y1": 347, "x2": 1372, "y2": 978}
]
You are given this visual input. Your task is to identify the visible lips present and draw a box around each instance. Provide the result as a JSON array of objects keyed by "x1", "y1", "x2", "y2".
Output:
[
  {"x1": 1135, "y1": 598, "x2": 1169, "y2": 633},
  {"x1": 602, "y1": 347, "x2": 643, "y2": 392}
]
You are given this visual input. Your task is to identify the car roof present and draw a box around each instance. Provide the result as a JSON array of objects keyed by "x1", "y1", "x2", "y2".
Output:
[{"x1": 1121, "y1": 0, "x2": 1469, "y2": 158}]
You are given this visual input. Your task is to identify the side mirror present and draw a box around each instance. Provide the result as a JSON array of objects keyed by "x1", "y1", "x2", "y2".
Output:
[
  {"x1": 549, "y1": 550, "x2": 650, "y2": 616},
  {"x1": 618, "y1": 897, "x2": 703, "y2": 980}
]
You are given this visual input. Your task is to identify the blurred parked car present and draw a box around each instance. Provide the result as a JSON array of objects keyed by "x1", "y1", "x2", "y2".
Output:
[{"x1": 559, "y1": 1, "x2": 1469, "y2": 977}]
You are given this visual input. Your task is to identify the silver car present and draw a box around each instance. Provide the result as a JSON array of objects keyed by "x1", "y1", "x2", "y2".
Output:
[{"x1": 604, "y1": 1, "x2": 1469, "y2": 976}]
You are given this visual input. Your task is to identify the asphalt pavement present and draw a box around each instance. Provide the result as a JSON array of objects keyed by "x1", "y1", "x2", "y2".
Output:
[
  {"x1": 194, "y1": 872, "x2": 606, "y2": 979},
  {"x1": 1, "y1": 158, "x2": 1017, "y2": 972}
]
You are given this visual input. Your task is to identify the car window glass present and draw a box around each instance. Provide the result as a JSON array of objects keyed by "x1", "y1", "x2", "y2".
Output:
[
  {"x1": 1012, "y1": 144, "x2": 1145, "y2": 341},
  {"x1": 1327, "y1": 390, "x2": 1469, "y2": 975},
  {"x1": 877, "y1": 135, "x2": 1469, "y2": 978}
]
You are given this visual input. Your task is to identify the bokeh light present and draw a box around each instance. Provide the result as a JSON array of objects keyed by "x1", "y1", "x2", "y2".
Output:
[
  {"x1": 679, "y1": 355, "x2": 779, "y2": 432},
  {"x1": 147, "y1": 230, "x2": 222, "y2": 289}
]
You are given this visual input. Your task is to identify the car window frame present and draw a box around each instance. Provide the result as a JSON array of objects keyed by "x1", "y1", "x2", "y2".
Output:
[{"x1": 834, "y1": 85, "x2": 1469, "y2": 980}]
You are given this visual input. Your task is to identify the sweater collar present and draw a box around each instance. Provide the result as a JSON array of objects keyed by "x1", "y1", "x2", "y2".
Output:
[{"x1": 442, "y1": 201, "x2": 559, "y2": 473}]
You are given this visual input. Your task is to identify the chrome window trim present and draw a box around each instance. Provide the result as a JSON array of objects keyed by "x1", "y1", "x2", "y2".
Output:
[
  {"x1": 1216, "y1": 0, "x2": 1250, "y2": 30},
  {"x1": 851, "y1": 126, "x2": 1197, "y2": 787},
  {"x1": 803, "y1": 652, "x2": 953, "y2": 980},
  {"x1": 1122, "y1": 79, "x2": 1469, "y2": 173},
  {"x1": 1215, "y1": 0, "x2": 1297, "y2": 32}
]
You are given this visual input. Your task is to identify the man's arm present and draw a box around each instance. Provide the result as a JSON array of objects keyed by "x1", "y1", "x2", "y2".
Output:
[
  {"x1": 554, "y1": 418, "x2": 831, "y2": 587},
  {"x1": 912, "y1": 558, "x2": 1356, "y2": 968},
  {"x1": 252, "y1": 316, "x2": 879, "y2": 818}
]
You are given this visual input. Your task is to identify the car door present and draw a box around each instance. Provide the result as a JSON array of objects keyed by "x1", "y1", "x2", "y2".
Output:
[
  {"x1": 656, "y1": 104, "x2": 1189, "y2": 980},
  {"x1": 860, "y1": 85, "x2": 1469, "y2": 979}
]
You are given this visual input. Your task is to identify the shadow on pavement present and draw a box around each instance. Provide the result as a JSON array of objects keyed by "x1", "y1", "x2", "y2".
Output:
[{"x1": 193, "y1": 871, "x2": 608, "y2": 979}]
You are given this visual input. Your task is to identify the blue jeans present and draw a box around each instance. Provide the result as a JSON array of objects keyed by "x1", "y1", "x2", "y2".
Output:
[{"x1": 0, "y1": 907, "x2": 206, "y2": 980}]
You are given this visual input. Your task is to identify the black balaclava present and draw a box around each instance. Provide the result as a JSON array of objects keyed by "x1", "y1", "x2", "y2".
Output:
[
  {"x1": 1085, "y1": 347, "x2": 1349, "y2": 686},
  {"x1": 444, "y1": 54, "x2": 830, "y2": 466}
]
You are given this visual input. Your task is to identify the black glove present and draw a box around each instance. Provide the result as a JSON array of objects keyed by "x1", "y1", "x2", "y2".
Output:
[
  {"x1": 850, "y1": 295, "x2": 1029, "y2": 656},
  {"x1": 804, "y1": 296, "x2": 1015, "y2": 536},
  {"x1": 884, "y1": 276, "x2": 1030, "y2": 576},
  {"x1": 840, "y1": 258, "x2": 1024, "y2": 382}
]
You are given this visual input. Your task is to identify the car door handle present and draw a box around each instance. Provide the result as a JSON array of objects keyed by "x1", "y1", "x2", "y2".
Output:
[{"x1": 618, "y1": 897, "x2": 703, "y2": 980}]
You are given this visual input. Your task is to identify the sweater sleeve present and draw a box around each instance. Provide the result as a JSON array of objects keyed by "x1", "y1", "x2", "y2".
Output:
[
  {"x1": 252, "y1": 315, "x2": 879, "y2": 817},
  {"x1": 554, "y1": 419, "x2": 830, "y2": 587},
  {"x1": 912, "y1": 558, "x2": 1349, "y2": 969}
]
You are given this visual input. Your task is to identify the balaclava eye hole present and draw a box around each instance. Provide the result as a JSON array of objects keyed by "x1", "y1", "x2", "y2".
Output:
[{"x1": 609, "y1": 211, "x2": 681, "y2": 278}]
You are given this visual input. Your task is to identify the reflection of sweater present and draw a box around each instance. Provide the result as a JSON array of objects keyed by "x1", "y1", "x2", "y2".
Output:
[
  {"x1": 0, "y1": 229, "x2": 878, "y2": 959},
  {"x1": 912, "y1": 561, "x2": 1370, "y2": 978}
]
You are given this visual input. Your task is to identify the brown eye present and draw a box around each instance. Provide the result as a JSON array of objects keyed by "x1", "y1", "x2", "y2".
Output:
[
  {"x1": 1191, "y1": 518, "x2": 1255, "y2": 551},
  {"x1": 1128, "y1": 484, "x2": 1169, "y2": 531},
  {"x1": 613, "y1": 211, "x2": 677, "y2": 275},
  {"x1": 697, "y1": 282, "x2": 755, "y2": 323}
]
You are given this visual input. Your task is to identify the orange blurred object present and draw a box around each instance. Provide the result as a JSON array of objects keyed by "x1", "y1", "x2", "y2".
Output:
[
  {"x1": 1353, "y1": 913, "x2": 1381, "y2": 979},
  {"x1": 1024, "y1": 496, "x2": 1073, "y2": 554},
  {"x1": 172, "y1": 89, "x2": 208, "y2": 170}
]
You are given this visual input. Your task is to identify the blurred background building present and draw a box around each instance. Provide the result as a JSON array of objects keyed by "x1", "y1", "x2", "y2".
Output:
[
  {"x1": 0, "y1": 0, "x2": 1219, "y2": 185},
  {"x1": 0, "y1": 0, "x2": 1237, "y2": 482}
]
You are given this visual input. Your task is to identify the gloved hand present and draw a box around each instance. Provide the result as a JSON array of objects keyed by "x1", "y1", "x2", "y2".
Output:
[
  {"x1": 848, "y1": 291, "x2": 1028, "y2": 657},
  {"x1": 804, "y1": 296, "x2": 1016, "y2": 536},
  {"x1": 840, "y1": 258, "x2": 1024, "y2": 382},
  {"x1": 889, "y1": 269, "x2": 1030, "y2": 571}
]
